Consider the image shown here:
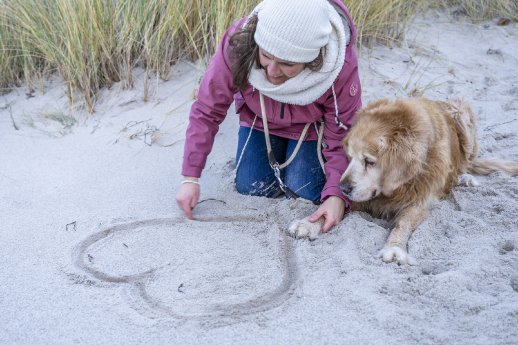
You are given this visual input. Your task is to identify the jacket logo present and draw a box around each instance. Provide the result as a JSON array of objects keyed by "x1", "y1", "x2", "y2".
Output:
[{"x1": 349, "y1": 82, "x2": 359, "y2": 97}]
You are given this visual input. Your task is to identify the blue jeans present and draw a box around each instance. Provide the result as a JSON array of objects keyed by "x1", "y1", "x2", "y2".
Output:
[{"x1": 235, "y1": 126, "x2": 325, "y2": 203}]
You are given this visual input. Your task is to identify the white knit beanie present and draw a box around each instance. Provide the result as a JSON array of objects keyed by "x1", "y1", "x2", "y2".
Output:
[{"x1": 254, "y1": 0, "x2": 332, "y2": 63}]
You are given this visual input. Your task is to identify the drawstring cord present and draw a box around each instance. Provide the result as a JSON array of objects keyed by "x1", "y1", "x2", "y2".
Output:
[
  {"x1": 332, "y1": 84, "x2": 348, "y2": 131},
  {"x1": 315, "y1": 119, "x2": 325, "y2": 170}
]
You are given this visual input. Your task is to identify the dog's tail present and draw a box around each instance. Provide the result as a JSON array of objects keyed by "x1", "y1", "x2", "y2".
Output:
[{"x1": 469, "y1": 159, "x2": 518, "y2": 176}]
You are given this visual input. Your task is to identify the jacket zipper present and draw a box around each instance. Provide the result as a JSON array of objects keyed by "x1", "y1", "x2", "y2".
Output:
[{"x1": 280, "y1": 103, "x2": 285, "y2": 119}]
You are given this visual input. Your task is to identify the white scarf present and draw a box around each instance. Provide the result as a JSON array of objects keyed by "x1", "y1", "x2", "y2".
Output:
[{"x1": 248, "y1": 2, "x2": 349, "y2": 106}]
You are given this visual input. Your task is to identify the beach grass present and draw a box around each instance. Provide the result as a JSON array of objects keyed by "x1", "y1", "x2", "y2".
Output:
[
  {"x1": 437, "y1": 0, "x2": 518, "y2": 21},
  {"x1": 346, "y1": 0, "x2": 422, "y2": 46},
  {"x1": 0, "y1": 0, "x2": 256, "y2": 111},
  {"x1": 0, "y1": 0, "x2": 515, "y2": 112}
]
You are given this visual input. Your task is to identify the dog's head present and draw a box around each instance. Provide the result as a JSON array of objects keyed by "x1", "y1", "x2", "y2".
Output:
[{"x1": 340, "y1": 99, "x2": 431, "y2": 202}]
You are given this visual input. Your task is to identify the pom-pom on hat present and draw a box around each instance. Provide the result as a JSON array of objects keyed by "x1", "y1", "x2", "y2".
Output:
[{"x1": 254, "y1": 0, "x2": 332, "y2": 63}]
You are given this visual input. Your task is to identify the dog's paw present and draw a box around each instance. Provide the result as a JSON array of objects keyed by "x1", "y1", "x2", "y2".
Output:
[
  {"x1": 378, "y1": 245, "x2": 417, "y2": 265},
  {"x1": 457, "y1": 173, "x2": 479, "y2": 187},
  {"x1": 287, "y1": 217, "x2": 322, "y2": 240}
]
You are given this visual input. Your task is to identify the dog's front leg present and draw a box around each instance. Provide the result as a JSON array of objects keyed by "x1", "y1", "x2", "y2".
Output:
[{"x1": 378, "y1": 206, "x2": 428, "y2": 265}]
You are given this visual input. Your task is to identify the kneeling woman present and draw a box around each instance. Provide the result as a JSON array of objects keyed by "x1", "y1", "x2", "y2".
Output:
[{"x1": 176, "y1": 0, "x2": 362, "y2": 233}]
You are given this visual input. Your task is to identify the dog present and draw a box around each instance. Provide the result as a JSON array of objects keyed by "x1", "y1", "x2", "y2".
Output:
[{"x1": 289, "y1": 98, "x2": 518, "y2": 265}]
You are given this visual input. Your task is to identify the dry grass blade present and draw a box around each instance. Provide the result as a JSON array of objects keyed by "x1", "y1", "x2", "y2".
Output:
[{"x1": 433, "y1": 0, "x2": 518, "y2": 21}]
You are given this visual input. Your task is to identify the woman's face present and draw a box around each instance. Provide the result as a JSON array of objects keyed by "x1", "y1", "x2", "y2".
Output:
[{"x1": 258, "y1": 48, "x2": 305, "y2": 85}]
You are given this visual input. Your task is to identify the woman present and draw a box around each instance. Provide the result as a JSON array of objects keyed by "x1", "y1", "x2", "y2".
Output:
[{"x1": 176, "y1": 0, "x2": 362, "y2": 234}]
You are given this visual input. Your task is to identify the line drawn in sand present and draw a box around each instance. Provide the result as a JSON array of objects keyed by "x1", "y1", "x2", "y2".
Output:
[{"x1": 72, "y1": 215, "x2": 298, "y2": 324}]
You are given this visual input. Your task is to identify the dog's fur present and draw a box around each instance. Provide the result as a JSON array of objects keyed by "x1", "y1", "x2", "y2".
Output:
[{"x1": 289, "y1": 98, "x2": 518, "y2": 264}]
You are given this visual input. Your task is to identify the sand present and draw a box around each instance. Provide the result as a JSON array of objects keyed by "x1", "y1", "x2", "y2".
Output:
[{"x1": 1, "y1": 10, "x2": 517, "y2": 345}]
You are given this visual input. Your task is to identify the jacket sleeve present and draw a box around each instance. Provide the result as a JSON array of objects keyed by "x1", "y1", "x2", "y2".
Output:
[
  {"x1": 181, "y1": 23, "x2": 240, "y2": 178},
  {"x1": 320, "y1": 48, "x2": 362, "y2": 204}
]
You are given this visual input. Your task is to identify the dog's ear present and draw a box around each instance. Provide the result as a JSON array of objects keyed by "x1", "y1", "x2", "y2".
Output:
[{"x1": 379, "y1": 131, "x2": 427, "y2": 195}]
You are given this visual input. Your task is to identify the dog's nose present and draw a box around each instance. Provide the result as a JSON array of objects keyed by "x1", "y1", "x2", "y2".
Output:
[{"x1": 340, "y1": 182, "x2": 353, "y2": 196}]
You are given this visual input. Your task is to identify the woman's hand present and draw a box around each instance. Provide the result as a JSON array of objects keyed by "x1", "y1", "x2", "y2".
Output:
[
  {"x1": 308, "y1": 196, "x2": 346, "y2": 233},
  {"x1": 175, "y1": 177, "x2": 200, "y2": 220}
]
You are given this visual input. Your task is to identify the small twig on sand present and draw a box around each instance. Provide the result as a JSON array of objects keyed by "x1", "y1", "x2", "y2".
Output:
[
  {"x1": 3, "y1": 104, "x2": 19, "y2": 130},
  {"x1": 158, "y1": 138, "x2": 184, "y2": 147},
  {"x1": 177, "y1": 283, "x2": 185, "y2": 293},
  {"x1": 197, "y1": 198, "x2": 227, "y2": 205},
  {"x1": 484, "y1": 119, "x2": 517, "y2": 132},
  {"x1": 122, "y1": 119, "x2": 151, "y2": 131},
  {"x1": 66, "y1": 221, "x2": 77, "y2": 232},
  {"x1": 143, "y1": 125, "x2": 159, "y2": 146},
  {"x1": 10, "y1": 112, "x2": 19, "y2": 130}
]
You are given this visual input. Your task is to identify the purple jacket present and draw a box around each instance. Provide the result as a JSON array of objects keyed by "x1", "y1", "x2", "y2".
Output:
[{"x1": 182, "y1": 0, "x2": 362, "y2": 202}]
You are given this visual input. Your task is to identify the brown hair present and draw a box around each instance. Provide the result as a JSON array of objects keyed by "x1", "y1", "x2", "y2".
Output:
[{"x1": 228, "y1": 15, "x2": 325, "y2": 91}]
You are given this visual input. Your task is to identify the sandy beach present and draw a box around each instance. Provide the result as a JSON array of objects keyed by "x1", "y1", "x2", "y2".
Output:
[{"x1": 1, "y1": 10, "x2": 517, "y2": 345}]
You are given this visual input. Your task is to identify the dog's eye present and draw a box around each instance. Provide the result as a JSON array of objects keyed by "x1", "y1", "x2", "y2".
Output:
[{"x1": 364, "y1": 158, "x2": 375, "y2": 168}]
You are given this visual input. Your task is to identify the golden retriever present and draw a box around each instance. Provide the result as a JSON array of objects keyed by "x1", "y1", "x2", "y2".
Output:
[{"x1": 289, "y1": 98, "x2": 518, "y2": 265}]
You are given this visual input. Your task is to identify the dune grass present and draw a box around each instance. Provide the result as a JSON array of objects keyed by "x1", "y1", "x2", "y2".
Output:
[
  {"x1": 346, "y1": 0, "x2": 422, "y2": 46},
  {"x1": 0, "y1": 0, "x2": 515, "y2": 112},
  {"x1": 437, "y1": 0, "x2": 518, "y2": 21},
  {"x1": 0, "y1": 0, "x2": 256, "y2": 111}
]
